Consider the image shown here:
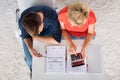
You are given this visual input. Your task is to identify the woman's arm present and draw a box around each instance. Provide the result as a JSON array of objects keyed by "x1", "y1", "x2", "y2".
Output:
[
  {"x1": 60, "y1": 22, "x2": 76, "y2": 55},
  {"x1": 81, "y1": 23, "x2": 95, "y2": 58}
]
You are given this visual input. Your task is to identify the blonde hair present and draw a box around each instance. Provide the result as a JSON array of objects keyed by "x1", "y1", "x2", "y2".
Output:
[{"x1": 68, "y1": 2, "x2": 89, "y2": 26}]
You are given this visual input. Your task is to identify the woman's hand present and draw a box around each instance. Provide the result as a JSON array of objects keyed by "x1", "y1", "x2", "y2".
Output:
[
  {"x1": 80, "y1": 49, "x2": 86, "y2": 59},
  {"x1": 69, "y1": 43, "x2": 77, "y2": 55},
  {"x1": 28, "y1": 48, "x2": 42, "y2": 57}
]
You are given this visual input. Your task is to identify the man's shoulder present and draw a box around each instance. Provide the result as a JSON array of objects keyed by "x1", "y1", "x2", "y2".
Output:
[
  {"x1": 26, "y1": 5, "x2": 52, "y2": 11},
  {"x1": 20, "y1": 5, "x2": 54, "y2": 19},
  {"x1": 25, "y1": 5, "x2": 54, "y2": 12}
]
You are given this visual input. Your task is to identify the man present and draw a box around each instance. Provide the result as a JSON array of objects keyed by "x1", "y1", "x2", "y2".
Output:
[{"x1": 18, "y1": 5, "x2": 61, "y2": 72}]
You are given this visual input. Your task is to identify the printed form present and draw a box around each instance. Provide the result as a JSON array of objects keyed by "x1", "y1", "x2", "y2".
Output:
[{"x1": 46, "y1": 46, "x2": 66, "y2": 73}]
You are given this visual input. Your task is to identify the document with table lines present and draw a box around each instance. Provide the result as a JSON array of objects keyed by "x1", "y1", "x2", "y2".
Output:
[{"x1": 45, "y1": 46, "x2": 66, "y2": 73}]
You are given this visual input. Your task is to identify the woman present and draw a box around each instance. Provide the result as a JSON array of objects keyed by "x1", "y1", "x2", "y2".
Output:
[{"x1": 58, "y1": 2, "x2": 96, "y2": 58}]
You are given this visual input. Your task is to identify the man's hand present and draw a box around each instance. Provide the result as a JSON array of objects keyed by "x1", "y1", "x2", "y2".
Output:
[
  {"x1": 80, "y1": 49, "x2": 86, "y2": 59},
  {"x1": 33, "y1": 36, "x2": 60, "y2": 45},
  {"x1": 28, "y1": 48, "x2": 42, "y2": 57},
  {"x1": 69, "y1": 43, "x2": 77, "y2": 56}
]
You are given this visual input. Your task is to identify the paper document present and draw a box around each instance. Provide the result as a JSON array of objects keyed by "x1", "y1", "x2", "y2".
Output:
[{"x1": 46, "y1": 46, "x2": 66, "y2": 73}]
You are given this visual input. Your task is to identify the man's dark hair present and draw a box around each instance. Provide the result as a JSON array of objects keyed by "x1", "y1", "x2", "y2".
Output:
[{"x1": 22, "y1": 12, "x2": 42, "y2": 36}]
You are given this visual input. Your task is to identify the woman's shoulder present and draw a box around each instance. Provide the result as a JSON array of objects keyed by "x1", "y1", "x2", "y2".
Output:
[
  {"x1": 58, "y1": 6, "x2": 68, "y2": 22},
  {"x1": 58, "y1": 6, "x2": 68, "y2": 15},
  {"x1": 89, "y1": 10, "x2": 96, "y2": 18},
  {"x1": 88, "y1": 10, "x2": 96, "y2": 24}
]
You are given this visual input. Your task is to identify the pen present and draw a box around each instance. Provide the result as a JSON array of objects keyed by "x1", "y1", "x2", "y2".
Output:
[{"x1": 42, "y1": 56, "x2": 63, "y2": 58}]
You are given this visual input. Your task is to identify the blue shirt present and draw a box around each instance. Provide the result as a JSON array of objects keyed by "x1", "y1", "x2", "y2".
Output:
[{"x1": 18, "y1": 6, "x2": 61, "y2": 42}]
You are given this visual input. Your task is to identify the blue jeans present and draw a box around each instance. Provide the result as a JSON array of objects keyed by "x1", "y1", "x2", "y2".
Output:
[
  {"x1": 61, "y1": 34, "x2": 95, "y2": 40},
  {"x1": 61, "y1": 34, "x2": 86, "y2": 40},
  {"x1": 21, "y1": 38, "x2": 32, "y2": 71}
]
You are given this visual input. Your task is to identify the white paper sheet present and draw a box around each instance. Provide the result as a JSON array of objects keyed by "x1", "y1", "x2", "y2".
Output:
[{"x1": 46, "y1": 46, "x2": 66, "y2": 73}]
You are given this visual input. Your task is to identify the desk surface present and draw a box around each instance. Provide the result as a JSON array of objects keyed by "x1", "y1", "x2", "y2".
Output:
[{"x1": 32, "y1": 40, "x2": 104, "y2": 80}]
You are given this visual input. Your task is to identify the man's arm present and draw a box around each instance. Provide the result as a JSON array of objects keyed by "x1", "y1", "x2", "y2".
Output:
[
  {"x1": 24, "y1": 38, "x2": 33, "y2": 50},
  {"x1": 24, "y1": 38, "x2": 42, "y2": 57},
  {"x1": 33, "y1": 36, "x2": 59, "y2": 44}
]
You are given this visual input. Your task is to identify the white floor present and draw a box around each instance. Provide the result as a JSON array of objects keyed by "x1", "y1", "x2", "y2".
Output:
[{"x1": 0, "y1": 0, "x2": 120, "y2": 80}]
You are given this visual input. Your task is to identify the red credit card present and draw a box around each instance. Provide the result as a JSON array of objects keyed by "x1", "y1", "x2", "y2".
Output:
[{"x1": 71, "y1": 53, "x2": 85, "y2": 67}]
